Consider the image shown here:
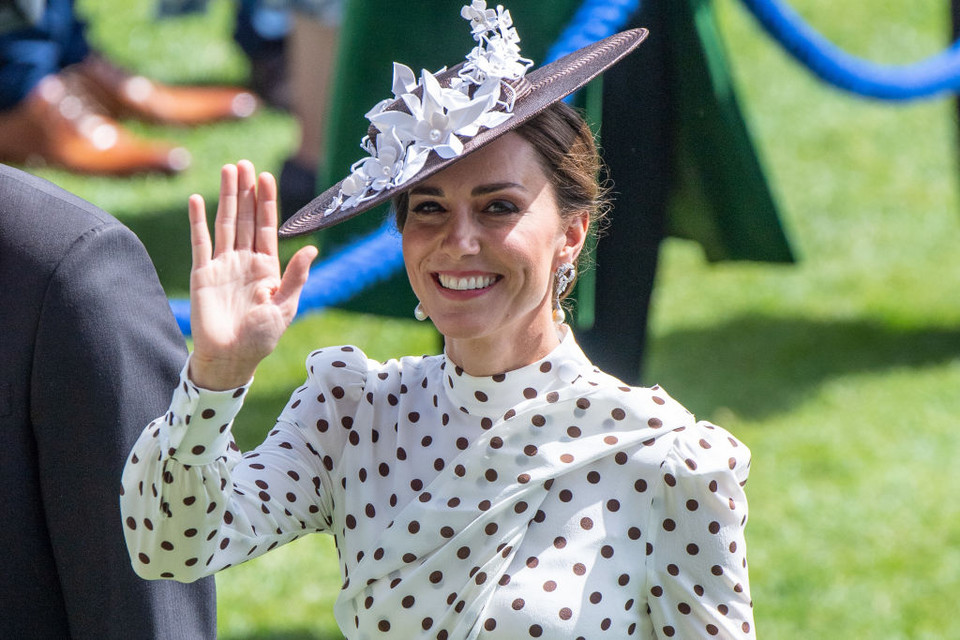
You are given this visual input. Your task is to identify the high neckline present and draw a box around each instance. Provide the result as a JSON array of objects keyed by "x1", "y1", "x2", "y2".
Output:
[{"x1": 440, "y1": 327, "x2": 592, "y2": 418}]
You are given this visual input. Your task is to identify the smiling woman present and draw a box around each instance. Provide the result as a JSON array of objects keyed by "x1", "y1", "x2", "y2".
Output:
[{"x1": 120, "y1": 3, "x2": 755, "y2": 639}]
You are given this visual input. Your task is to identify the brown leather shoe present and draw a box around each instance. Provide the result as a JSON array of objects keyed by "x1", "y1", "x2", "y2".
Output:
[
  {"x1": 71, "y1": 54, "x2": 259, "y2": 126},
  {"x1": 0, "y1": 75, "x2": 190, "y2": 176}
]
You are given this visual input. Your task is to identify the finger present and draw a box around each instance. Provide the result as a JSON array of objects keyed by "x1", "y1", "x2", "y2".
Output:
[
  {"x1": 235, "y1": 159, "x2": 257, "y2": 250},
  {"x1": 274, "y1": 245, "x2": 319, "y2": 322},
  {"x1": 188, "y1": 194, "x2": 211, "y2": 270},
  {"x1": 255, "y1": 171, "x2": 279, "y2": 257},
  {"x1": 213, "y1": 164, "x2": 239, "y2": 257}
]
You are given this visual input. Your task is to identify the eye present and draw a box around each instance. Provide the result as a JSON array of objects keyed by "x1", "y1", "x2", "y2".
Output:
[
  {"x1": 410, "y1": 200, "x2": 446, "y2": 215},
  {"x1": 485, "y1": 199, "x2": 519, "y2": 214}
]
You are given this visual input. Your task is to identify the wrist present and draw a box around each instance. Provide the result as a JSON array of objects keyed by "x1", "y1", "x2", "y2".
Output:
[{"x1": 188, "y1": 353, "x2": 255, "y2": 391}]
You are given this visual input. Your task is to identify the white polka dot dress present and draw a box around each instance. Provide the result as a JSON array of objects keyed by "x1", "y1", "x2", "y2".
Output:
[{"x1": 122, "y1": 331, "x2": 755, "y2": 639}]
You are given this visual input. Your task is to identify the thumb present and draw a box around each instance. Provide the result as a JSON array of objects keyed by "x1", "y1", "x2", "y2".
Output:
[{"x1": 275, "y1": 245, "x2": 319, "y2": 318}]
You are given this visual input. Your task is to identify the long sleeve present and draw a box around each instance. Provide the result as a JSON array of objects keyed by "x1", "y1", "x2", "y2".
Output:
[
  {"x1": 645, "y1": 422, "x2": 755, "y2": 639},
  {"x1": 120, "y1": 347, "x2": 369, "y2": 583},
  {"x1": 29, "y1": 221, "x2": 217, "y2": 638}
]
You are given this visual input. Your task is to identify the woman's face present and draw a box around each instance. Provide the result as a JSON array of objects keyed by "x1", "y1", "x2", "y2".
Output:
[{"x1": 401, "y1": 133, "x2": 587, "y2": 357}]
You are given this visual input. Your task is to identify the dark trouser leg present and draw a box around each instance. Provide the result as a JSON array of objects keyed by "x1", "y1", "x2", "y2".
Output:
[{"x1": 0, "y1": 0, "x2": 88, "y2": 110}]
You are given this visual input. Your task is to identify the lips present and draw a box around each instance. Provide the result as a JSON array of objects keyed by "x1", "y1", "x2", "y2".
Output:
[{"x1": 436, "y1": 273, "x2": 500, "y2": 291}]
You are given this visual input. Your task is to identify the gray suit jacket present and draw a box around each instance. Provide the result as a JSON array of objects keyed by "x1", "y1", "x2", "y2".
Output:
[{"x1": 0, "y1": 164, "x2": 216, "y2": 638}]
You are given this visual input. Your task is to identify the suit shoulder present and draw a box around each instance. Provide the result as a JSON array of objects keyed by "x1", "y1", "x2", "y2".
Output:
[{"x1": 0, "y1": 164, "x2": 122, "y2": 255}]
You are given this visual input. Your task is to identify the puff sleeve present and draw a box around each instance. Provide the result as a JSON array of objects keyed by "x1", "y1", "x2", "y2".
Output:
[{"x1": 645, "y1": 423, "x2": 755, "y2": 638}]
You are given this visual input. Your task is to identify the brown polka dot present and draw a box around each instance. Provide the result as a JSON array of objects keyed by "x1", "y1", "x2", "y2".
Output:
[
  {"x1": 429, "y1": 571, "x2": 443, "y2": 584},
  {"x1": 440, "y1": 526, "x2": 455, "y2": 538},
  {"x1": 484, "y1": 618, "x2": 496, "y2": 631},
  {"x1": 663, "y1": 519, "x2": 676, "y2": 531},
  {"x1": 650, "y1": 585, "x2": 663, "y2": 597},
  {"x1": 663, "y1": 626, "x2": 675, "y2": 637},
  {"x1": 524, "y1": 444, "x2": 538, "y2": 456},
  {"x1": 606, "y1": 499, "x2": 621, "y2": 512},
  {"x1": 573, "y1": 563, "x2": 586, "y2": 575},
  {"x1": 667, "y1": 564, "x2": 680, "y2": 576},
  {"x1": 512, "y1": 598, "x2": 525, "y2": 610},
  {"x1": 678, "y1": 602, "x2": 692, "y2": 614},
  {"x1": 546, "y1": 391, "x2": 559, "y2": 403},
  {"x1": 543, "y1": 580, "x2": 557, "y2": 592},
  {"x1": 601, "y1": 545, "x2": 614, "y2": 558},
  {"x1": 560, "y1": 453, "x2": 574, "y2": 463},
  {"x1": 490, "y1": 436, "x2": 503, "y2": 449},
  {"x1": 589, "y1": 591, "x2": 602, "y2": 604},
  {"x1": 559, "y1": 607, "x2": 572, "y2": 620},
  {"x1": 567, "y1": 426, "x2": 581, "y2": 438},
  {"x1": 576, "y1": 398, "x2": 591, "y2": 410},
  {"x1": 687, "y1": 543, "x2": 700, "y2": 555},
  {"x1": 523, "y1": 388, "x2": 537, "y2": 399},
  {"x1": 475, "y1": 390, "x2": 488, "y2": 402},
  {"x1": 531, "y1": 414, "x2": 546, "y2": 427},
  {"x1": 611, "y1": 408, "x2": 626, "y2": 421},
  {"x1": 529, "y1": 624, "x2": 543, "y2": 637},
  {"x1": 580, "y1": 517, "x2": 593, "y2": 530},
  {"x1": 378, "y1": 620, "x2": 390, "y2": 632},
  {"x1": 706, "y1": 624, "x2": 719, "y2": 636}
]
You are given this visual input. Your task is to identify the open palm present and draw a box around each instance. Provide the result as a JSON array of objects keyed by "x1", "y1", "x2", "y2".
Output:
[{"x1": 188, "y1": 160, "x2": 317, "y2": 390}]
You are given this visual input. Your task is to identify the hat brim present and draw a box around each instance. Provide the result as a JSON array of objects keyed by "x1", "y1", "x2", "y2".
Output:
[{"x1": 279, "y1": 28, "x2": 649, "y2": 238}]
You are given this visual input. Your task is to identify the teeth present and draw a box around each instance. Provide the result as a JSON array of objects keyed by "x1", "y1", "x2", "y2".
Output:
[{"x1": 438, "y1": 274, "x2": 497, "y2": 291}]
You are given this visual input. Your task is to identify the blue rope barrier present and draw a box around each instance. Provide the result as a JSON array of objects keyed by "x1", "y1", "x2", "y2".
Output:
[
  {"x1": 739, "y1": 0, "x2": 960, "y2": 100},
  {"x1": 170, "y1": 0, "x2": 642, "y2": 335}
]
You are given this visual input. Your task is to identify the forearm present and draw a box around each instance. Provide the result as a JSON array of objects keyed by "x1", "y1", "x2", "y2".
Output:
[{"x1": 121, "y1": 361, "x2": 331, "y2": 582}]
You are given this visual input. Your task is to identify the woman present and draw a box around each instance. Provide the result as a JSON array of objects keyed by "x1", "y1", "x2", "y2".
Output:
[{"x1": 121, "y1": 4, "x2": 754, "y2": 638}]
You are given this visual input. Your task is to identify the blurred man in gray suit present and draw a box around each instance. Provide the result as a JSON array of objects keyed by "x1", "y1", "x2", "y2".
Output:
[{"x1": 0, "y1": 163, "x2": 215, "y2": 637}]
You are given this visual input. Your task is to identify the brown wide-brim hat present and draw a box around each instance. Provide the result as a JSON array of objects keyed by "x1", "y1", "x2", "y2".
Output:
[{"x1": 279, "y1": 27, "x2": 648, "y2": 239}]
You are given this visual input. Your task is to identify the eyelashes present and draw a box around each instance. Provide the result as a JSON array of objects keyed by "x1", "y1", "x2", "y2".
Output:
[{"x1": 409, "y1": 199, "x2": 521, "y2": 215}]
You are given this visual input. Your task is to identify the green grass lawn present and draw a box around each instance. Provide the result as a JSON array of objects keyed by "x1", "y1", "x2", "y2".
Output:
[{"x1": 43, "y1": 0, "x2": 960, "y2": 637}]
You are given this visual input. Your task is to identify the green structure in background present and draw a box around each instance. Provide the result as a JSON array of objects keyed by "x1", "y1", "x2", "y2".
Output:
[{"x1": 317, "y1": 0, "x2": 793, "y2": 380}]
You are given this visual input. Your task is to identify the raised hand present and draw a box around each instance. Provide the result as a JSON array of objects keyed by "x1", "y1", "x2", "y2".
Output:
[{"x1": 187, "y1": 160, "x2": 318, "y2": 390}]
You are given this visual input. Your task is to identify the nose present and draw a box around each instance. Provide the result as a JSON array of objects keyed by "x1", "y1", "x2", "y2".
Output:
[{"x1": 440, "y1": 209, "x2": 481, "y2": 258}]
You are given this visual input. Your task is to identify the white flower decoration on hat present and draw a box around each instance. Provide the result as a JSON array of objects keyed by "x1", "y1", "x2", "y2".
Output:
[{"x1": 324, "y1": 2, "x2": 533, "y2": 217}]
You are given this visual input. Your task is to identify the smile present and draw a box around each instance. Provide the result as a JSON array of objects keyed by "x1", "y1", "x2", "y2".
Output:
[{"x1": 437, "y1": 274, "x2": 500, "y2": 291}]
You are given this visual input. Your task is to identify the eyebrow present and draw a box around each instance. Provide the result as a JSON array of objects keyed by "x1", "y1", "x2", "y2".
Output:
[{"x1": 409, "y1": 182, "x2": 528, "y2": 197}]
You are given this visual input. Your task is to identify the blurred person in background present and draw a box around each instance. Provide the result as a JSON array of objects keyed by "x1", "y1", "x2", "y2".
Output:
[{"x1": 0, "y1": 0, "x2": 258, "y2": 175}]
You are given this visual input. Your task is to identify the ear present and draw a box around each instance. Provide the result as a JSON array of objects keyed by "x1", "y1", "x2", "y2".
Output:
[{"x1": 557, "y1": 211, "x2": 590, "y2": 265}]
